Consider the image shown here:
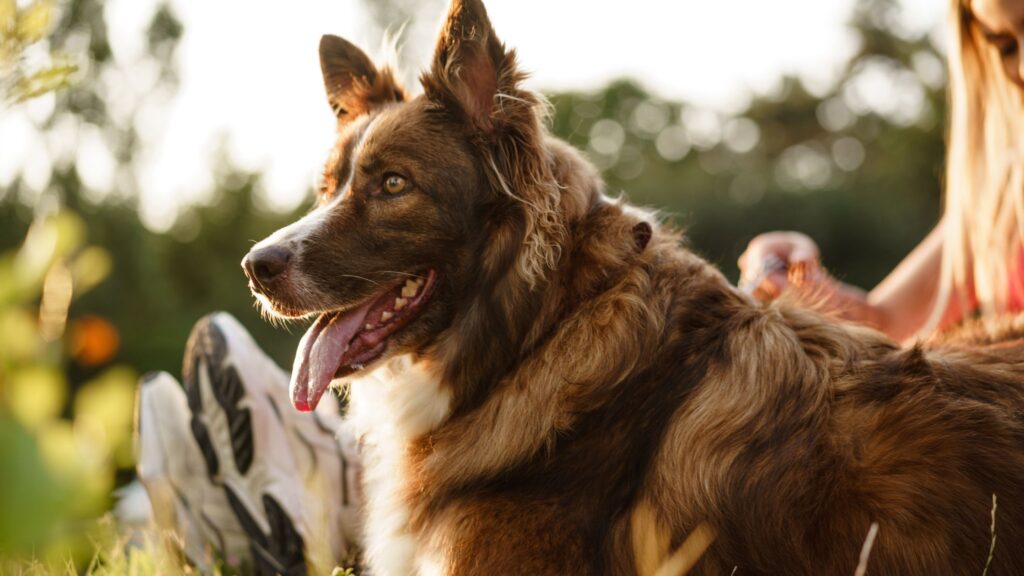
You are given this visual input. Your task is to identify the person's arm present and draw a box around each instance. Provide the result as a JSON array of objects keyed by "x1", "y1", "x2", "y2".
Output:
[
  {"x1": 866, "y1": 221, "x2": 970, "y2": 340},
  {"x1": 739, "y1": 220, "x2": 971, "y2": 341}
]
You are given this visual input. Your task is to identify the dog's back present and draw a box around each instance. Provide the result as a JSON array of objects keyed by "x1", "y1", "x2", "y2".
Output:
[{"x1": 645, "y1": 297, "x2": 1024, "y2": 575}]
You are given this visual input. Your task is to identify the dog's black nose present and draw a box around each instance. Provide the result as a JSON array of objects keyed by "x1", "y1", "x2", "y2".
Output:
[{"x1": 243, "y1": 245, "x2": 293, "y2": 287}]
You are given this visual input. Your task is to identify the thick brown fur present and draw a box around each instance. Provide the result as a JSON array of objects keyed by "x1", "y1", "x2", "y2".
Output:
[{"x1": 246, "y1": 1, "x2": 1024, "y2": 573}]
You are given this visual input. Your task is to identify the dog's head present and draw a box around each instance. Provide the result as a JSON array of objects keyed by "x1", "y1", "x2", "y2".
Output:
[{"x1": 243, "y1": 0, "x2": 577, "y2": 411}]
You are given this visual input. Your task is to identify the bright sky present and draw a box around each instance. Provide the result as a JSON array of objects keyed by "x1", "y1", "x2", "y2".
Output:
[{"x1": 0, "y1": 0, "x2": 946, "y2": 231}]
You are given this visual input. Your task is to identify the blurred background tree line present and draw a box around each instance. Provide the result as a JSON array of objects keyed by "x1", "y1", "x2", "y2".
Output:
[{"x1": 0, "y1": 0, "x2": 943, "y2": 568}]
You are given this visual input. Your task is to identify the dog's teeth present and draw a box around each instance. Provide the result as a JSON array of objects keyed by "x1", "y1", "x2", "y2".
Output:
[
  {"x1": 365, "y1": 324, "x2": 374, "y2": 331},
  {"x1": 394, "y1": 297, "x2": 408, "y2": 310},
  {"x1": 381, "y1": 311, "x2": 393, "y2": 322},
  {"x1": 401, "y1": 280, "x2": 418, "y2": 298}
]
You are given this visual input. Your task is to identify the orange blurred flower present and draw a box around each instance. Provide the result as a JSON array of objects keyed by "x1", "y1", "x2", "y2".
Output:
[{"x1": 70, "y1": 315, "x2": 120, "y2": 367}]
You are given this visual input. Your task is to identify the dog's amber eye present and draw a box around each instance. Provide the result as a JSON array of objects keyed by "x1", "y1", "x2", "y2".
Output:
[{"x1": 383, "y1": 174, "x2": 408, "y2": 195}]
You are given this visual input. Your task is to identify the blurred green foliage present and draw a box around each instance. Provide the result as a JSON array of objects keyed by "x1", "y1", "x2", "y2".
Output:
[
  {"x1": 0, "y1": 213, "x2": 137, "y2": 568},
  {"x1": 548, "y1": 0, "x2": 943, "y2": 286},
  {"x1": 0, "y1": 0, "x2": 946, "y2": 568},
  {"x1": 0, "y1": 0, "x2": 77, "y2": 104},
  {"x1": 1, "y1": 0, "x2": 140, "y2": 569}
]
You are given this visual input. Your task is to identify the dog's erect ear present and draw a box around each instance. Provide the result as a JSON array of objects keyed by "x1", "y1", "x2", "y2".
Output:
[
  {"x1": 319, "y1": 35, "x2": 405, "y2": 124},
  {"x1": 422, "y1": 0, "x2": 523, "y2": 134},
  {"x1": 424, "y1": 0, "x2": 564, "y2": 287}
]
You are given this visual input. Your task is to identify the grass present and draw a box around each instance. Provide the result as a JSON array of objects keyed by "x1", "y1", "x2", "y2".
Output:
[
  {"x1": 853, "y1": 522, "x2": 879, "y2": 576},
  {"x1": 1, "y1": 516, "x2": 198, "y2": 576},
  {"x1": 982, "y1": 493, "x2": 998, "y2": 576},
  {"x1": 0, "y1": 512, "x2": 360, "y2": 576},
  {"x1": 1, "y1": 492, "x2": 1005, "y2": 575}
]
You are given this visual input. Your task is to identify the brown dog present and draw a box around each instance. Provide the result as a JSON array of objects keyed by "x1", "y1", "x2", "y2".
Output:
[{"x1": 242, "y1": 0, "x2": 1024, "y2": 573}]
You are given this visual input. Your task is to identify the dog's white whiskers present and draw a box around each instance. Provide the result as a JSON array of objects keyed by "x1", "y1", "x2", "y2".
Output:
[
  {"x1": 337, "y1": 273, "x2": 386, "y2": 287},
  {"x1": 376, "y1": 270, "x2": 424, "y2": 280}
]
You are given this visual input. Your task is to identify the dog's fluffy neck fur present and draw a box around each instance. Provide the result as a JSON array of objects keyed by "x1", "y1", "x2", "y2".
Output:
[{"x1": 437, "y1": 138, "x2": 622, "y2": 414}]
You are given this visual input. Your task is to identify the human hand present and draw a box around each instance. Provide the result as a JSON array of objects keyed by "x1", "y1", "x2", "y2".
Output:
[{"x1": 737, "y1": 231, "x2": 826, "y2": 301}]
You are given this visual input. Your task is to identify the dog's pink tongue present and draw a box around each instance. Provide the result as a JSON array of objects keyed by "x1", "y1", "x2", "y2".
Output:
[{"x1": 290, "y1": 303, "x2": 372, "y2": 412}]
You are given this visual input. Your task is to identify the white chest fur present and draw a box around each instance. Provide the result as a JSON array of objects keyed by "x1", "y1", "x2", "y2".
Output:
[{"x1": 345, "y1": 356, "x2": 452, "y2": 576}]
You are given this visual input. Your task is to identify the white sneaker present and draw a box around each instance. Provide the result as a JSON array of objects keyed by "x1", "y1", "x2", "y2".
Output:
[
  {"x1": 135, "y1": 371, "x2": 251, "y2": 570},
  {"x1": 138, "y1": 312, "x2": 363, "y2": 574}
]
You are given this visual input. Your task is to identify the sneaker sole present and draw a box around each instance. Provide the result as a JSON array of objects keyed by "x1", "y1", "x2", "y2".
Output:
[
  {"x1": 182, "y1": 315, "x2": 308, "y2": 574},
  {"x1": 183, "y1": 315, "x2": 254, "y2": 477},
  {"x1": 224, "y1": 486, "x2": 306, "y2": 576}
]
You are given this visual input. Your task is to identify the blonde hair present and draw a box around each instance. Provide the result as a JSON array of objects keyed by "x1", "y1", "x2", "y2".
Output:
[{"x1": 931, "y1": 0, "x2": 1024, "y2": 331}]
